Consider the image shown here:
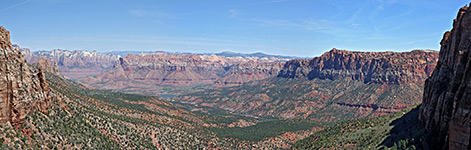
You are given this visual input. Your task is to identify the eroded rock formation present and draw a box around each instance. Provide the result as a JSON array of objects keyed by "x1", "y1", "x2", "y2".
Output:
[
  {"x1": 279, "y1": 48, "x2": 439, "y2": 84},
  {"x1": 175, "y1": 49, "x2": 439, "y2": 121},
  {"x1": 20, "y1": 48, "x2": 120, "y2": 80},
  {"x1": 0, "y1": 26, "x2": 50, "y2": 125},
  {"x1": 80, "y1": 52, "x2": 284, "y2": 96},
  {"x1": 419, "y1": 5, "x2": 471, "y2": 149}
]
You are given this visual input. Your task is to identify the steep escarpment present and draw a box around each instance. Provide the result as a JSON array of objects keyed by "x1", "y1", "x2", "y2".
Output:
[
  {"x1": 279, "y1": 49, "x2": 438, "y2": 84},
  {"x1": 20, "y1": 48, "x2": 120, "y2": 80},
  {"x1": 214, "y1": 61, "x2": 283, "y2": 85},
  {"x1": 0, "y1": 26, "x2": 50, "y2": 125},
  {"x1": 175, "y1": 49, "x2": 439, "y2": 122},
  {"x1": 81, "y1": 52, "x2": 284, "y2": 96},
  {"x1": 419, "y1": 6, "x2": 471, "y2": 149}
]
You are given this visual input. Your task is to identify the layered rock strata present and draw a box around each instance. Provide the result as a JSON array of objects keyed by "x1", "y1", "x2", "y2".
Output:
[
  {"x1": 20, "y1": 48, "x2": 120, "y2": 80},
  {"x1": 279, "y1": 48, "x2": 439, "y2": 84},
  {"x1": 80, "y1": 52, "x2": 284, "y2": 95},
  {"x1": 0, "y1": 26, "x2": 50, "y2": 125},
  {"x1": 175, "y1": 49, "x2": 439, "y2": 121}
]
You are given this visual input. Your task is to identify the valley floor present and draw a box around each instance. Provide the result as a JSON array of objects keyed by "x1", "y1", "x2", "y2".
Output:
[{"x1": 0, "y1": 69, "x2": 428, "y2": 149}]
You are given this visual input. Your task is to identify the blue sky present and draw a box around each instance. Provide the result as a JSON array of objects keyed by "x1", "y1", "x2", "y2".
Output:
[{"x1": 1, "y1": 0, "x2": 469, "y2": 57}]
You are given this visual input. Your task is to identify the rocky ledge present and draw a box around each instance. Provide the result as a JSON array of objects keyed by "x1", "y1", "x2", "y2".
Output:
[{"x1": 278, "y1": 48, "x2": 439, "y2": 84}]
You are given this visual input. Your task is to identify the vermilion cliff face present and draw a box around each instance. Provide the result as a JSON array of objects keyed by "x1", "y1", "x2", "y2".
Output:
[
  {"x1": 279, "y1": 48, "x2": 439, "y2": 84},
  {"x1": 80, "y1": 52, "x2": 284, "y2": 96},
  {"x1": 0, "y1": 27, "x2": 50, "y2": 125},
  {"x1": 419, "y1": 6, "x2": 471, "y2": 149}
]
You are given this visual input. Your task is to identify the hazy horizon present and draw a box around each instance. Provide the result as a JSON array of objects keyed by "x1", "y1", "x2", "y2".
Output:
[
  {"x1": 22, "y1": 47, "x2": 438, "y2": 59},
  {"x1": 2, "y1": 0, "x2": 469, "y2": 57}
]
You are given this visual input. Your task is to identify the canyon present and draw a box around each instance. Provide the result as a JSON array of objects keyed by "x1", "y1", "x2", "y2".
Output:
[
  {"x1": 2, "y1": 2, "x2": 470, "y2": 149},
  {"x1": 2, "y1": 26, "x2": 314, "y2": 149},
  {"x1": 175, "y1": 49, "x2": 439, "y2": 122}
]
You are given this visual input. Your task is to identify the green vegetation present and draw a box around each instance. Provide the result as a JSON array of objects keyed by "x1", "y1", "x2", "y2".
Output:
[
  {"x1": 175, "y1": 77, "x2": 424, "y2": 123},
  {"x1": 210, "y1": 120, "x2": 321, "y2": 141},
  {"x1": 173, "y1": 100, "x2": 260, "y2": 124},
  {"x1": 0, "y1": 66, "x2": 430, "y2": 149},
  {"x1": 293, "y1": 105, "x2": 426, "y2": 149},
  {"x1": 0, "y1": 70, "x2": 232, "y2": 149}
]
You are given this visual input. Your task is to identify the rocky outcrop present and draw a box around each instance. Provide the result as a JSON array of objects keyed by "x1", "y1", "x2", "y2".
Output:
[
  {"x1": 20, "y1": 49, "x2": 120, "y2": 80},
  {"x1": 213, "y1": 60, "x2": 283, "y2": 85},
  {"x1": 0, "y1": 28, "x2": 11, "y2": 50},
  {"x1": 80, "y1": 51, "x2": 284, "y2": 96},
  {"x1": 279, "y1": 49, "x2": 439, "y2": 84},
  {"x1": 419, "y1": 5, "x2": 471, "y2": 149},
  {"x1": 0, "y1": 26, "x2": 50, "y2": 125},
  {"x1": 176, "y1": 49, "x2": 439, "y2": 121}
]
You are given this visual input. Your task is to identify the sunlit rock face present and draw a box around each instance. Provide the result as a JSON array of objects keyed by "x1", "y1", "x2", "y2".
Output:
[
  {"x1": 19, "y1": 48, "x2": 120, "y2": 80},
  {"x1": 0, "y1": 26, "x2": 50, "y2": 125},
  {"x1": 79, "y1": 51, "x2": 284, "y2": 95},
  {"x1": 175, "y1": 49, "x2": 438, "y2": 122},
  {"x1": 279, "y1": 48, "x2": 438, "y2": 84}
]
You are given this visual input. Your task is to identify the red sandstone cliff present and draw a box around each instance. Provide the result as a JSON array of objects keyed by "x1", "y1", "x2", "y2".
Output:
[
  {"x1": 0, "y1": 27, "x2": 50, "y2": 125},
  {"x1": 175, "y1": 49, "x2": 439, "y2": 121},
  {"x1": 213, "y1": 60, "x2": 283, "y2": 85},
  {"x1": 419, "y1": 5, "x2": 471, "y2": 149},
  {"x1": 279, "y1": 48, "x2": 439, "y2": 84},
  {"x1": 80, "y1": 52, "x2": 284, "y2": 96}
]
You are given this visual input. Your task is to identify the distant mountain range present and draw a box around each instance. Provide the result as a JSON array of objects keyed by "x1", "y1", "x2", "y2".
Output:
[
  {"x1": 80, "y1": 51, "x2": 286, "y2": 96},
  {"x1": 19, "y1": 48, "x2": 300, "y2": 96},
  {"x1": 20, "y1": 48, "x2": 120, "y2": 80},
  {"x1": 213, "y1": 51, "x2": 307, "y2": 60},
  {"x1": 106, "y1": 50, "x2": 306, "y2": 60}
]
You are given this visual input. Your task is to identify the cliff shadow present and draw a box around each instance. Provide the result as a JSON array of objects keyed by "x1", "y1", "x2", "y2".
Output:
[{"x1": 379, "y1": 106, "x2": 429, "y2": 149}]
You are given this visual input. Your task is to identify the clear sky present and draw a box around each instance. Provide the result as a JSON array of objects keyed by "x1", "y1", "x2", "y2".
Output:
[{"x1": 1, "y1": 0, "x2": 470, "y2": 57}]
